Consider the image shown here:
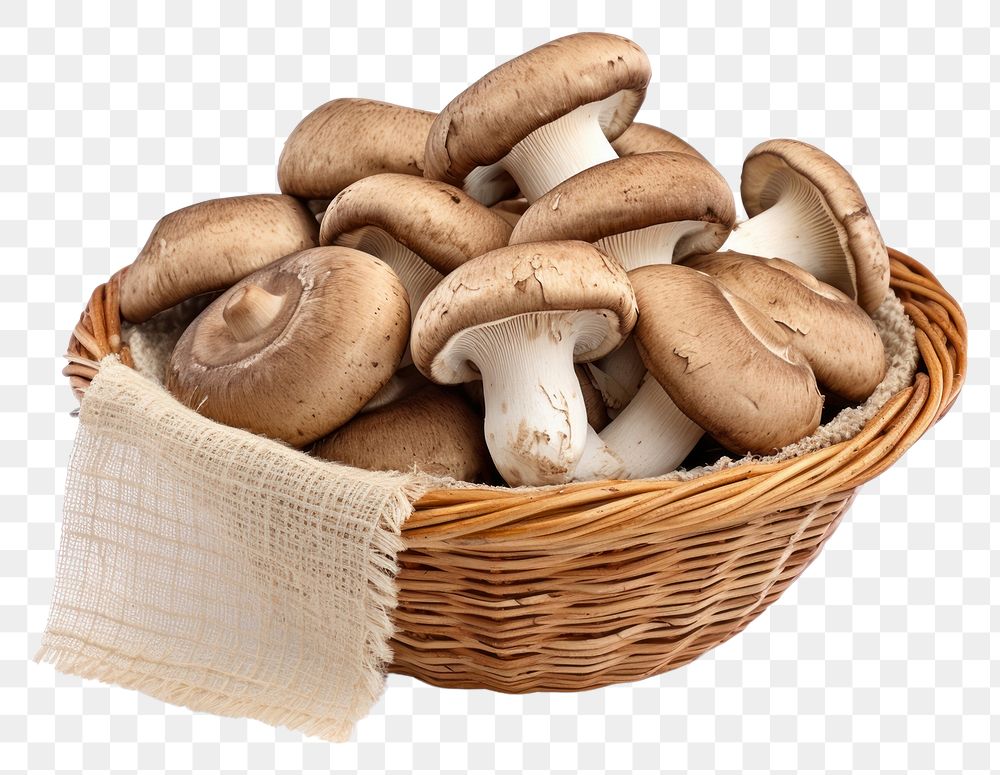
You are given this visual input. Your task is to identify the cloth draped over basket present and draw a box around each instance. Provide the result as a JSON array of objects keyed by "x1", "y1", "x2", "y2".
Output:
[
  {"x1": 35, "y1": 249, "x2": 965, "y2": 741},
  {"x1": 35, "y1": 358, "x2": 431, "y2": 741}
]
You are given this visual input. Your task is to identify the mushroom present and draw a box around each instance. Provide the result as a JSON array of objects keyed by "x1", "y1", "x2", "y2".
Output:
[
  {"x1": 120, "y1": 194, "x2": 318, "y2": 323},
  {"x1": 423, "y1": 32, "x2": 651, "y2": 204},
  {"x1": 312, "y1": 385, "x2": 490, "y2": 481},
  {"x1": 277, "y1": 98, "x2": 436, "y2": 200},
  {"x1": 511, "y1": 152, "x2": 735, "y2": 270},
  {"x1": 611, "y1": 122, "x2": 708, "y2": 161},
  {"x1": 410, "y1": 240, "x2": 637, "y2": 486},
  {"x1": 318, "y1": 174, "x2": 512, "y2": 352},
  {"x1": 573, "y1": 263, "x2": 823, "y2": 481},
  {"x1": 718, "y1": 138, "x2": 890, "y2": 313},
  {"x1": 166, "y1": 246, "x2": 409, "y2": 448},
  {"x1": 685, "y1": 252, "x2": 887, "y2": 402},
  {"x1": 510, "y1": 151, "x2": 736, "y2": 409}
]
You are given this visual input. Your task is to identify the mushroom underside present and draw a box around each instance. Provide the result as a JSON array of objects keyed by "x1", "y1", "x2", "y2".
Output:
[
  {"x1": 722, "y1": 163, "x2": 858, "y2": 299},
  {"x1": 430, "y1": 309, "x2": 623, "y2": 486}
]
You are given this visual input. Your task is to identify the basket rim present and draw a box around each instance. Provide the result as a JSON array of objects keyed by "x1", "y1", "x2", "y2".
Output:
[{"x1": 64, "y1": 247, "x2": 967, "y2": 534}]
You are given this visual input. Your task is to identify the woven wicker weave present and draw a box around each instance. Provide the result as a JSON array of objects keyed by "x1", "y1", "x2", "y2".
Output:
[{"x1": 64, "y1": 248, "x2": 966, "y2": 693}]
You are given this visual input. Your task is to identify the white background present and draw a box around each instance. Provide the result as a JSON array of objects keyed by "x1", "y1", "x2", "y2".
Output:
[{"x1": 1, "y1": 1, "x2": 995, "y2": 773}]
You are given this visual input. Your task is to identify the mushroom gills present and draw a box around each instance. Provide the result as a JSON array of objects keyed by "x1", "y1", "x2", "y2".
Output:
[
  {"x1": 572, "y1": 374, "x2": 704, "y2": 481},
  {"x1": 722, "y1": 165, "x2": 857, "y2": 299},
  {"x1": 596, "y1": 220, "x2": 726, "y2": 271},
  {"x1": 463, "y1": 161, "x2": 519, "y2": 206},
  {"x1": 499, "y1": 94, "x2": 624, "y2": 203},
  {"x1": 435, "y1": 309, "x2": 618, "y2": 486}
]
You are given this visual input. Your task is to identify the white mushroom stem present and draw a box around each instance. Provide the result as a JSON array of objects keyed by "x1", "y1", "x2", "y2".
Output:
[
  {"x1": 595, "y1": 221, "x2": 711, "y2": 271},
  {"x1": 722, "y1": 167, "x2": 857, "y2": 298},
  {"x1": 222, "y1": 285, "x2": 284, "y2": 342},
  {"x1": 499, "y1": 96, "x2": 622, "y2": 203},
  {"x1": 572, "y1": 375, "x2": 704, "y2": 481},
  {"x1": 444, "y1": 311, "x2": 612, "y2": 486}
]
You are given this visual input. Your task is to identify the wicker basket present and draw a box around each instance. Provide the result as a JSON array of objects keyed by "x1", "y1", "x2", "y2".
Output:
[{"x1": 64, "y1": 248, "x2": 966, "y2": 693}]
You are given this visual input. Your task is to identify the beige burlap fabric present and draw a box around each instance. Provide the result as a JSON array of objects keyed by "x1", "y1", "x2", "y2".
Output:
[
  {"x1": 35, "y1": 357, "x2": 429, "y2": 741},
  {"x1": 35, "y1": 287, "x2": 917, "y2": 741}
]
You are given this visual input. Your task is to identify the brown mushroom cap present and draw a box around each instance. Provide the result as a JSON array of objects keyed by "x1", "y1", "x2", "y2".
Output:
[
  {"x1": 509, "y1": 152, "x2": 736, "y2": 261},
  {"x1": 120, "y1": 194, "x2": 318, "y2": 323},
  {"x1": 630, "y1": 263, "x2": 823, "y2": 455},
  {"x1": 685, "y1": 251, "x2": 887, "y2": 402},
  {"x1": 611, "y1": 122, "x2": 707, "y2": 161},
  {"x1": 312, "y1": 385, "x2": 490, "y2": 481},
  {"x1": 166, "y1": 246, "x2": 409, "y2": 447},
  {"x1": 318, "y1": 173, "x2": 513, "y2": 274},
  {"x1": 741, "y1": 138, "x2": 890, "y2": 313},
  {"x1": 423, "y1": 32, "x2": 651, "y2": 187},
  {"x1": 277, "y1": 98, "x2": 436, "y2": 200},
  {"x1": 411, "y1": 240, "x2": 637, "y2": 382}
]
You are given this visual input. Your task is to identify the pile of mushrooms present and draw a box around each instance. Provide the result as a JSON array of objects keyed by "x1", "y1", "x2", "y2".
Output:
[{"x1": 122, "y1": 32, "x2": 892, "y2": 487}]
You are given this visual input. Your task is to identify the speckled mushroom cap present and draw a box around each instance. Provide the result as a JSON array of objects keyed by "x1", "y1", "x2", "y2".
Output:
[
  {"x1": 318, "y1": 173, "x2": 513, "y2": 274},
  {"x1": 423, "y1": 32, "x2": 651, "y2": 188},
  {"x1": 120, "y1": 194, "x2": 318, "y2": 323},
  {"x1": 166, "y1": 246, "x2": 409, "y2": 448},
  {"x1": 510, "y1": 152, "x2": 736, "y2": 262},
  {"x1": 611, "y1": 122, "x2": 707, "y2": 161},
  {"x1": 685, "y1": 251, "x2": 887, "y2": 402},
  {"x1": 277, "y1": 98, "x2": 436, "y2": 200},
  {"x1": 631, "y1": 263, "x2": 823, "y2": 455},
  {"x1": 740, "y1": 138, "x2": 890, "y2": 313},
  {"x1": 411, "y1": 241, "x2": 637, "y2": 382},
  {"x1": 312, "y1": 385, "x2": 490, "y2": 481}
]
